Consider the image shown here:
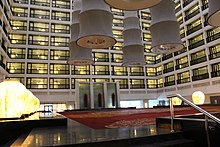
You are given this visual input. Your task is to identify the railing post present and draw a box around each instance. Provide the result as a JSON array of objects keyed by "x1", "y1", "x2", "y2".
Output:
[
  {"x1": 169, "y1": 98, "x2": 175, "y2": 133},
  {"x1": 205, "y1": 116, "x2": 211, "y2": 147}
]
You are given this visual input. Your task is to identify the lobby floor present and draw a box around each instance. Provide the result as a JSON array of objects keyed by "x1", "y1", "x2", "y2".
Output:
[{"x1": 11, "y1": 117, "x2": 172, "y2": 146}]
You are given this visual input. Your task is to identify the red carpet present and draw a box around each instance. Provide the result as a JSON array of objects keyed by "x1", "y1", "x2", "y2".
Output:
[{"x1": 60, "y1": 106, "x2": 220, "y2": 129}]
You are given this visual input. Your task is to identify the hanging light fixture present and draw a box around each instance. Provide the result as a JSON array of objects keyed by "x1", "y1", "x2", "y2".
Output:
[
  {"x1": 68, "y1": 0, "x2": 94, "y2": 65},
  {"x1": 77, "y1": 0, "x2": 116, "y2": 49},
  {"x1": 104, "y1": 0, "x2": 162, "y2": 11},
  {"x1": 207, "y1": 0, "x2": 220, "y2": 27},
  {"x1": 149, "y1": 0, "x2": 183, "y2": 54},
  {"x1": 122, "y1": 11, "x2": 145, "y2": 67}
]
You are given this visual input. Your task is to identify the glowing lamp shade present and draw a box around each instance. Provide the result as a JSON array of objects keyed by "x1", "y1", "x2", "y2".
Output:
[
  {"x1": 104, "y1": 0, "x2": 162, "y2": 11},
  {"x1": 192, "y1": 91, "x2": 205, "y2": 105},
  {"x1": 0, "y1": 80, "x2": 40, "y2": 119},
  {"x1": 77, "y1": 0, "x2": 116, "y2": 49},
  {"x1": 171, "y1": 97, "x2": 182, "y2": 106},
  {"x1": 208, "y1": 0, "x2": 220, "y2": 27},
  {"x1": 149, "y1": 0, "x2": 183, "y2": 53}
]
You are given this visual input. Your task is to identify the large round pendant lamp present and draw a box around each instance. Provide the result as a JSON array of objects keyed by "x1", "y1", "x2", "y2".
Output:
[
  {"x1": 68, "y1": 0, "x2": 94, "y2": 65},
  {"x1": 104, "y1": 0, "x2": 162, "y2": 11},
  {"x1": 149, "y1": 0, "x2": 183, "y2": 54},
  {"x1": 192, "y1": 91, "x2": 205, "y2": 105},
  {"x1": 122, "y1": 11, "x2": 145, "y2": 67},
  {"x1": 207, "y1": 0, "x2": 220, "y2": 26},
  {"x1": 77, "y1": 0, "x2": 116, "y2": 49}
]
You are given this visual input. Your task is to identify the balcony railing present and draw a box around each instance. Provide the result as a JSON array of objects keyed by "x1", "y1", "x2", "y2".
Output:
[
  {"x1": 130, "y1": 84, "x2": 145, "y2": 89},
  {"x1": 147, "y1": 84, "x2": 158, "y2": 89},
  {"x1": 12, "y1": 25, "x2": 27, "y2": 31},
  {"x1": 51, "y1": 29, "x2": 70, "y2": 34},
  {"x1": 185, "y1": 9, "x2": 200, "y2": 21},
  {"x1": 192, "y1": 73, "x2": 209, "y2": 81},
  {"x1": 50, "y1": 84, "x2": 70, "y2": 89},
  {"x1": 188, "y1": 40, "x2": 204, "y2": 50},
  {"x1": 175, "y1": 62, "x2": 189, "y2": 70},
  {"x1": 73, "y1": 70, "x2": 90, "y2": 75},
  {"x1": 111, "y1": 58, "x2": 122, "y2": 63},
  {"x1": 119, "y1": 84, "x2": 128, "y2": 89},
  {"x1": 186, "y1": 24, "x2": 202, "y2": 35},
  {"x1": 130, "y1": 72, "x2": 144, "y2": 76},
  {"x1": 207, "y1": 32, "x2": 220, "y2": 43},
  {"x1": 162, "y1": 53, "x2": 173, "y2": 61},
  {"x1": 50, "y1": 70, "x2": 70, "y2": 75},
  {"x1": 14, "y1": 0, "x2": 28, "y2": 4},
  {"x1": 27, "y1": 84, "x2": 47, "y2": 89},
  {"x1": 209, "y1": 52, "x2": 220, "y2": 60},
  {"x1": 93, "y1": 71, "x2": 110, "y2": 75},
  {"x1": 52, "y1": 3, "x2": 70, "y2": 9},
  {"x1": 190, "y1": 56, "x2": 207, "y2": 66},
  {"x1": 146, "y1": 72, "x2": 157, "y2": 76},
  {"x1": 29, "y1": 26, "x2": 49, "y2": 32},
  {"x1": 177, "y1": 77, "x2": 190, "y2": 84},
  {"x1": 164, "y1": 81, "x2": 175, "y2": 87},
  {"x1": 51, "y1": 16, "x2": 70, "y2": 21},
  {"x1": 202, "y1": 3, "x2": 209, "y2": 10},
  {"x1": 112, "y1": 71, "x2": 127, "y2": 76},
  {"x1": 175, "y1": 6, "x2": 181, "y2": 13},
  {"x1": 0, "y1": 61, "x2": 6, "y2": 69},
  {"x1": 13, "y1": 12, "x2": 28, "y2": 17},
  {"x1": 211, "y1": 71, "x2": 220, "y2": 78},
  {"x1": 30, "y1": 1, "x2": 50, "y2": 6},
  {"x1": 183, "y1": 0, "x2": 193, "y2": 7},
  {"x1": 163, "y1": 67, "x2": 174, "y2": 74},
  {"x1": 30, "y1": 14, "x2": 50, "y2": 19},
  {"x1": 174, "y1": 47, "x2": 187, "y2": 56}
]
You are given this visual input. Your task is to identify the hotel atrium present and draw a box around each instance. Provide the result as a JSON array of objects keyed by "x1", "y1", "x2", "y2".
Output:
[{"x1": 0, "y1": 0, "x2": 220, "y2": 110}]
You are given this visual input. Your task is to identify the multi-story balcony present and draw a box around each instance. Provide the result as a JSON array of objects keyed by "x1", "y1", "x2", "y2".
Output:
[
  {"x1": 185, "y1": 9, "x2": 200, "y2": 21},
  {"x1": 188, "y1": 40, "x2": 204, "y2": 50},
  {"x1": 164, "y1": 81, "x2": 175, "y2": 87},
  {"x1": 183, "y1": 0, "x2": 194, "y2": 7},
  {"x1": 186, "y1": 24, "x2": 202, "y2": 35},
  {"x1": 163, "y1": 67, "x2": 174, "y2": 74},
  {"x1": 175, "y1": 62, "x2": 189, "y2": 70},
  {"x1": 190, "y1": 56, "x2": 207, "y2": 66},
  {"x1": 177, "y1": 77, "x2": 191, "y2": 84},
  {"x1": 209, "y1": 52, "x2": 220, "y2": 60},
  {"x1": 211, "y1": 71, "x2": 220, "y2": 78},
  {"x1": 207, "y1": 33, "x2": 220, "y2": 43},
  {"x1": 192, "y1": 73, "x2": 209, "y2": 81}
]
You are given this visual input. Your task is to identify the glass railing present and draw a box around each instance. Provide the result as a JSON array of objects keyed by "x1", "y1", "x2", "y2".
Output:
[
  {"x1": 192, "y1": 73, "x2": 209, "y2": 81},
  {"x1": 186, "y1": 24, "x2": 202, "y2": 35},
  {"x1": 185, "y1": 9, "x2": 200, "y2": 21},
  {"x1": 190, "y1": 56, "x2": 207, "y2": 65},
  {"x1": 177, "y1": 77, "x2": 190, "y2": 84},
  {"x1": 183, "y1": 0, "x2": 193, "y2": 7},
  {"x1": 207, "y1": 32, "x2": 220, "y2": 43},
  {"x1": 188, "y1": 40, "x2": 204, "y2": 50}
]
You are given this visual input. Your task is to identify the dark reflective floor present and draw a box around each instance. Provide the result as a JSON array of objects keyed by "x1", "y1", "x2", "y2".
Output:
[{"x1": 11, "y1": 117, "x2": 172, "y2": 147}]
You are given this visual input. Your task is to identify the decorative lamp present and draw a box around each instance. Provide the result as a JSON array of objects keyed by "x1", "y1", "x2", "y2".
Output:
[
  {"x1": 104, "y1": 0, "x2": 162, "y2": 11},
  {"x1": 171, "y1": 97, "x2": 182, "y2": 106},
  {"x1": 68, "y1": 0, "x2": 94, "y2": 65},
  {"x1": 192, "y1": 91, "x2": 205, "y2": 105},
  {"x1": 0, "y1": 80, "x2": 28, "y2": 118},
  {"x1": 77, "y1": 0, "x2": 116, "y2": 49},
  {"x1": 149, "y1": 0, "x2": 183, "y2": 54},
  {"x1": 122, "y1": 11, "x2": 145, "y2": 67},
  {"x1": 208, "y1": 0, "x2": 220, "y2": 26}
]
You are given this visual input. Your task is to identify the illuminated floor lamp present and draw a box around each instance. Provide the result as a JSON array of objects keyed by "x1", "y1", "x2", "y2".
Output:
[
  {"x1": 77, "y1": 0, "x2": 116, "y2": 49},
  {"x1": 68, "y1": 0, "x2": 94, "y2": 65},
  {"x1": 122, "y1": 11, "x2": 146, "y2": 67},
  {"x1": 104, "y1": 0, "x2": 162, "y2": 11},
  {"x1": 208, "y1": 0, "x2": 220, "y2": 26},
  {"x1": 149, "y1": 0, "x2": 184, "y2": 54}
]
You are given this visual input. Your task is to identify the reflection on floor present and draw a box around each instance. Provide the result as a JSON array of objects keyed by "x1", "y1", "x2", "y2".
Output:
[{"x1": 11, "y1": 118, "x2": 171, "y2": 147}]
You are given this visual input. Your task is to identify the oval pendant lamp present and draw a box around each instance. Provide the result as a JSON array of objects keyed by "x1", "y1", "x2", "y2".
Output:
[
  {"x1": 77, "y1": 0, "x2": 116, "y2": 49},
  {"x1": 149, "y1": 0, "x2": 183, "y2": 54},
  {"x1": 207, "y1": 0, "x2": 220, "y2": 27},
  {"x1": 104, "y1": 0, "x2": 162, "y2": 11},
  {"x1": 68, "y1": 0, "x2": 94, "y2": 65},
  {"x1": 122, "y1": 11, "x2": 145, "y2": 67}
]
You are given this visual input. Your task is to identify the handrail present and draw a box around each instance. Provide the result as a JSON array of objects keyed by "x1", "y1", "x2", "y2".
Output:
[{"x1": 167, "y1": 93, "x2": 220, "y2": 124}]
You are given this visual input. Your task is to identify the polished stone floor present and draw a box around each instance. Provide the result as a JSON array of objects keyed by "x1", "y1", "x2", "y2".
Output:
[{"x1": 11, "y1": 117, "x2": 172, "y2": 147}]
